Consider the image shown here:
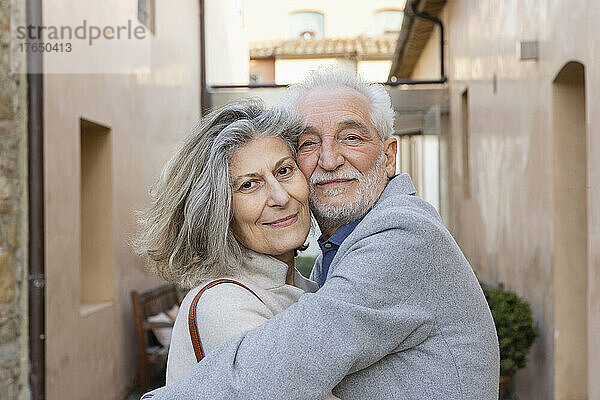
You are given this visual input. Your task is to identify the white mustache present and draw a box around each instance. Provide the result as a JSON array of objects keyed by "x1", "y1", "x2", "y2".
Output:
[{"x1": 308, "y1": 168, "x2": 362, "y2": 185}]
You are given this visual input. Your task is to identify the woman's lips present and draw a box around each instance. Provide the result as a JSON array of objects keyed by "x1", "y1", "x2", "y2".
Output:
[{"x1": 264, "y1": 213, "x2": 298, "y2": 228}]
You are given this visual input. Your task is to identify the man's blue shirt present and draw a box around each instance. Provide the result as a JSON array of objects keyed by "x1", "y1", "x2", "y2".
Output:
[
  {"x1": 316, "y1": 216, "x2": 364, "y2": 287},
  {"x1": 315, "y1": 177, "x2": 398, "y2": 287}
]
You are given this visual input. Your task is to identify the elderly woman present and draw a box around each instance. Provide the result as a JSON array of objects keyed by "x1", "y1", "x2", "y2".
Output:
[{"x1": 135, "y1": 100, "x2": 339, "y2": 399}]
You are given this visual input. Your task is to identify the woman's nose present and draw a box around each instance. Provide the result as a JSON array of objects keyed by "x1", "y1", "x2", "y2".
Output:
[{"x1": 266, "y1": 180, "x2": 290, "y2": 207}]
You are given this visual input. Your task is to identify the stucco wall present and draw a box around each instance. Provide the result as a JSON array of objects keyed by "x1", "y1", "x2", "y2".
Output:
[
  {"x1": 273, "y1": 58, "x2": 392, "y2": 84},
  {"x1": 357, "y1": 60, "x2": 393, "y2": 82},
  {"x1": 43, "y1": 1, "x2": 200, "y2": 399},
  {"x1": 249, "y1": 58, "x2": 275, "y2": 84},
  {"x1": 410, "y1": 24, "x2": 440, "y2": 80},
  {"x1": 0, "y1": 0, "x2": 29, "y2": 398},
  {"x1": 410, "y1": 1, "x2": 600, "y2": 398},
  {"x1": 275, "y1": 58, "x2": 355, "y2": 84},
  {"x1": 205, "y1": 0, "x2": 249, "y2": 85}
]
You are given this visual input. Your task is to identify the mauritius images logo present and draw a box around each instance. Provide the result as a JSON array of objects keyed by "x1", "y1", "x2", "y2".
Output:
[{"x1": 16, "y1": 19, "x2": 147, "y2": 46}]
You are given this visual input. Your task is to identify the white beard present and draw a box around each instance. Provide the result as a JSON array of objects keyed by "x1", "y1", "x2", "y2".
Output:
[{"x1": 308, "y1": 152, "x2": 387, "y2": 233}]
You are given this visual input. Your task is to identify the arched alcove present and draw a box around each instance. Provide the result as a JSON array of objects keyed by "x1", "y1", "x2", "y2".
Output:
[{"x1": 552, "y1": 61, "x2": 588, "y2": 400}]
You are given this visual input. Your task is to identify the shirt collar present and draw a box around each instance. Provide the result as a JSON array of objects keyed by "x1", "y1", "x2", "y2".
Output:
[{"x1": 315, "y1": 174, "x2": 414, "y2": 249}]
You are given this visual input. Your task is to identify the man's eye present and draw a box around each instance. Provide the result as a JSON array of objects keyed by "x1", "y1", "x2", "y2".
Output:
[
  {"x1": 299, "y1": 141, "x2": 315, "y2": 149},
  {"x1": 346, "y1": 135, "x2": 360, "y2": 141},
  {"x1": 278, "y1": 166, "x2": 292, "y2": 176}
]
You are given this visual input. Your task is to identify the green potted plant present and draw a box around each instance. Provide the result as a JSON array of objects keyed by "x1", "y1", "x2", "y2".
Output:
[{"x1": 481, "y1": 284, "x2": 538, "y2": 399}]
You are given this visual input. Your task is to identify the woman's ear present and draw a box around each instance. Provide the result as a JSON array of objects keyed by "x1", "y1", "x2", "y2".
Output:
[{"x1": 383, "y1": 137, "x2": 397, "y2": 178}]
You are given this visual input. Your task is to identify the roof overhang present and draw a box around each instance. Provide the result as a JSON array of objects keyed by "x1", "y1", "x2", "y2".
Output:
[
  {"x1": 389, "y1": 0, "x2": 447, "y2": 79},
  {"x1": 250, "y1": 35, "x2": 397, "y2": 61}
]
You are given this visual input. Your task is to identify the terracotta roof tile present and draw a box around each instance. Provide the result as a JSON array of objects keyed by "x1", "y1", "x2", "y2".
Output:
[{"x1": 250, "y1": 35, "x2": 397, "y2": 59}]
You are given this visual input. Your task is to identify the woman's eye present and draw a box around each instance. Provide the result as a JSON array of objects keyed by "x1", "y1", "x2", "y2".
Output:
[
  {"x1": 240, "y1": 181, "x2": 255, "y2": 190},
  {"x1": 346, "y1": 135, "x2": 360, "y2": 141}
]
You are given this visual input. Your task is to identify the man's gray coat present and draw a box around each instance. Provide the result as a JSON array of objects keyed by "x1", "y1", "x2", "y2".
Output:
[{"x1": 145, "y1": 174, "x2": 500, "y2": 399}]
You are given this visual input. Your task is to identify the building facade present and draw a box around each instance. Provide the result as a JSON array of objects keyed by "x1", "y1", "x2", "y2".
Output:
[
  {"x1": 244, "y1": 0, "x2": 405, "y2": 84},
  {"x1": 391, "y1": 0, "x2": 600, "y2": 398},
  {"x1": 1, "y1": 0, "x2": 204, "y2": 399},
  {"x1": 42, "y1": 1, "x2": 201, "y2": 398}
]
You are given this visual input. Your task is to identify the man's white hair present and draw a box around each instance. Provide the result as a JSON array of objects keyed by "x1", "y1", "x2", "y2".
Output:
[{"x1": 279, "y1": 67, "x2": 395, "y2": 141}]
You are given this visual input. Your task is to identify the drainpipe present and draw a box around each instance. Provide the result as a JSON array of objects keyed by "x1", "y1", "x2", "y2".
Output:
[
  {"x1": 199, "y1": 0, "x2": 208, "y2": 115},
  {"x1": 26, "y1": 0, "x2": 45, "y2": 398}
]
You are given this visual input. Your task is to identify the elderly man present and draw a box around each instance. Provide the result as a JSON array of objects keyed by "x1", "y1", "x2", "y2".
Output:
[{"x1": 143, "y1": 70, "x2": 499, "y2": 399}]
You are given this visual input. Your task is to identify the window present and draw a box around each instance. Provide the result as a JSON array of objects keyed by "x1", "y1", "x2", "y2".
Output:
[
  {"x1": 138, "y1": 0, "x2": 155, "y2": 34},
  {"x1": 80, "y1": 119, "x2": 114, "y2": 308},
  {"x1": 367, "y1": 10, "x2": 403, "y2": 36},
  {"x1": 287, "y1": 11, "x2": 324, "y2": 40}
]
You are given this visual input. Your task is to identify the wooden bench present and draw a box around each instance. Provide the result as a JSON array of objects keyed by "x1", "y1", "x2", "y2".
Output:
[{"x1": 131, "y1": 284, "x2": 180, "y2": 393}]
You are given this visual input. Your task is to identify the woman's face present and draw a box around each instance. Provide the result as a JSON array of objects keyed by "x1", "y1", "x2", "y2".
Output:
[{"x1": 230, "y1": 136, "x2": 311, "y2": 258}]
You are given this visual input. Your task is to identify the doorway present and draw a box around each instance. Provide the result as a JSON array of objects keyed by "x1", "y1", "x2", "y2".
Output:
[{"x1": 552, "y1": 61, "x2": 588, "y2": 400}]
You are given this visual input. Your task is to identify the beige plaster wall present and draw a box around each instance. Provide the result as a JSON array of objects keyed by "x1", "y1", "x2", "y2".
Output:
[
  {"x1": 43, "y1": 1, "x2": 200, "y2": 399},
  {"x1": 274, "y1": 58, "x2": 355, "y2": 84},
  {"x1": 357, "y1": 60, "x2": 393, "y2": 82},
  {"x1": 273, "y1": 59, "x2": 391, "y2": 85},
  {"x1": 205, "y1": 0, "x2": 249, "y2": 85},
  {"x1": 410, "y1": 1, "x2": 600, "y2": 398},
  {"x1": 249, "y1": 58, "x2": 275, "y2": 84},
  {"x1": 410, "y1": 24, "x2": 440, "y2": 81}
]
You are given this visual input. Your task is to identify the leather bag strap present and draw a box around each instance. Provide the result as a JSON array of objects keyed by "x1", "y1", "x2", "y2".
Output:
[{"x1": 188, "y1": 278, "x2": 264, "y2": 362}]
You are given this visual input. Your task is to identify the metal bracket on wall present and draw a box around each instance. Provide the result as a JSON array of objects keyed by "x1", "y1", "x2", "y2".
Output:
[{"x1": 28, "y1": 273, "x2": 46, "y2": 288}]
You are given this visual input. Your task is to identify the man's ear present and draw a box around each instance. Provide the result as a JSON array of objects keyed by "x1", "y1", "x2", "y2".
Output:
[{"x1": 383, "y1": 137, "x2": 397, "y2": 178}]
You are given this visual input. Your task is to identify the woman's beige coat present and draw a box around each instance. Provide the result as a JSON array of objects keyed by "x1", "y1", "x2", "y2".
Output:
[{"x1": 166, "y1": 250, "x2": 317, "y2": 383}]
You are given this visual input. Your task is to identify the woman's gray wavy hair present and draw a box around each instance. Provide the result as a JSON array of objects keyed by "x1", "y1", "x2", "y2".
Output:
[
  {"x1": 279, "y1": 67, "x2": 395, "y2": 141},
  {"x1": 133, "y1": 99, "x2": 303, "y2": 289}
]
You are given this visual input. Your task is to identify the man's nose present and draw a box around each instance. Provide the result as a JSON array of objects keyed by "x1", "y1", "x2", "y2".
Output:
[
  {"x1": 266, "y1": 179, "x2": 290, "y2": 207},
  {"x1": 317, "y1": 140, "x2": 344, "y2": 171}
]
